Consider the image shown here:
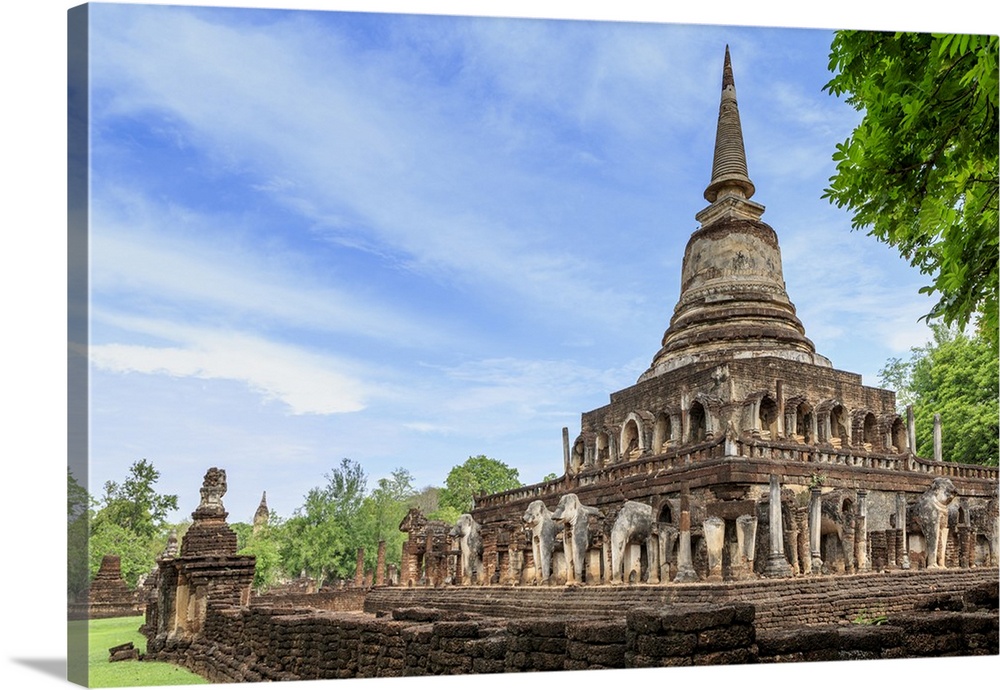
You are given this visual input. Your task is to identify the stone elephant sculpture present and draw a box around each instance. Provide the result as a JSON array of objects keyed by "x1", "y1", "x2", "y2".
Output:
[
  {"x1": 449, "y1": 513, "x2": 483, "y2": 585},
  {"x1": 522, "y1": 500, "x2": 558, "y2": 584},
  {"x1": 912, "y1": 477, "x2": 958, "y2": 569},
  {"x1": 609, "y1": 500, "x2": 655, "y2": 584},
  {"x1": 551, "y1": 493, "x2": 602, "y2": 584},
  {"x1": 819, "y1": 489, "x2": 859, "y2": 572}
]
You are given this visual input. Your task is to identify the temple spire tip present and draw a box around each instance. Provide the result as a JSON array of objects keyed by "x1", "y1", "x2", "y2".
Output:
[{"x1": 704, "y1": 45, "x2": 755, "y2": 204}]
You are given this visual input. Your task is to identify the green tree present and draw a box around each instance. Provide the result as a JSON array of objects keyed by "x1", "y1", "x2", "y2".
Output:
[
  {"x1": 879, "y1": 323, "x2": 998, "y2": 466},
  {"x1": 86, "y1": 459, "x2": 180, "y2": 589},
  {"x1": 88, "y1": 521, "x2": 158, "y2": 589},
  {"x1": 439, "y1": 455, "x2": 522, "y2": 513},
  {"x1": 233, "y1": 516, "x2": 287, "y2": 592},
  {"x1": 411, "y1": 485, "x2": 462, "y2": 524},
  {"x1": 280, "y1": 459, "x2": 369, "y2": 583},
  {"x1": 824, "y1": 32, "x2": 999, "y2": 344},
  {"x1": 93, "y1": 459, "x2": 179, "y2": 539},
  {"x1": 68, "y1": 469, "x2": 92, "y2": 599},
  {"x1": 359, "y1": 468, "x2": 415, "y2": 573}
]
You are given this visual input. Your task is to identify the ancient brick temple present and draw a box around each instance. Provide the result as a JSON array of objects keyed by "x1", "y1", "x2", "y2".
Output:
[
  {"x1": 73, "y1": 554, "x2": 142, "y2": 620},
  {"x1": 144, "y1": 468, "x2": 255, "y2": 654},
  {"x1": 135, "y1": 47, "x2": 998, "y2": 685},
  {"x1": 400, "y1": 47, "x2": 999, "y2": 589}
]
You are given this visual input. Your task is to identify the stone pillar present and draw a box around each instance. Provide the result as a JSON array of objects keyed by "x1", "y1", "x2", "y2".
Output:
[
  {"x1": 647, "y1": 532, "x2": 661, "y2": 585},
  {"x1": 776, "y1": 380, "x2": 785, "y2": 438},
  {"x1": 562, "y1": 427, "x2": 571, "y2": 475},
  {"x1": 735, "y1": 514, "x2": 758, "y2": 579},
  {"x1": 658, "y1": 527, "x2": 678, "y2": 582},
  {"x1": 897, "y1": 493, "x2": 910, "y2": 569},
  {"x1": 933, "y1": 414, "x2": 943, "y2": 462},
  {"x1": 354, "y1": 548, "x2": 365, "y2": 588},
  {"x1": 885, "y1": 527, "x2": 897, "y2": 569},
  {"x1": 956, "y1": 525, "x2": 971, "y2": 568},
  {"x1": 906, "y1": 405, "x2": 916, "y2": 454},
  {"x1": 786, "y1": 507, "x2": 801, "y2": 575},
  {"x1": 809, "y1": 486, "x2": 823, "y2": 574},
  {"x1": 602, "y1": 533, "x2": 613, "y2": 585},
  {"x1": 673, "y1": 488, "x2": 698, "y2": 583},
  {"x1": 764, "y1": 475, "x2": 792, "y2": 577},
  {"x1": 796, "y1": 507, "x2": 811, "y2": 575},
  {"x1": 703, "y1": 517, "x2": 725, "y2": 581},
  {"x1": 855, "y1": 490, "x2": 869, "y2": 572},
  {"x1": 375, "y1": 541, "x2": 386, "y2": 586}
]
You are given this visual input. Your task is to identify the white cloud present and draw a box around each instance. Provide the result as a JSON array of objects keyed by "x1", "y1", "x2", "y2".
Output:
[
  {"x1": 86, "y1": 7, "x2": 694, "y2": 330},
  {"x1": 89, "y1": 189, "x2": 458, "y2": 348},
  {"x1": 88, "y1": 321, "x2": 370, "y2": 415}
]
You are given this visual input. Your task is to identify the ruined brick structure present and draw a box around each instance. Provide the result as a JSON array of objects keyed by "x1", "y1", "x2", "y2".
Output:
[
  {"x1": 149, "y1": 573, "x2": 997, "y2": 682},
  {"x1": 71, "y1": 554, "x2": 142, "y2": 620},
  {"x1": 145, "y1": 468, "x2": 255, "y2": 655},
  {"x1": 399, "y1": 46, "x2": 999, "y2": 589},
  {"x1": 399, "y1": 508, "x2": 459, "y2": 587}
]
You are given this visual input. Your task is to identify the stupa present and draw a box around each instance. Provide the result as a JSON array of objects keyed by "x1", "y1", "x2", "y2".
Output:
[{"x1": 447, "y1": 47, "x2": 999, "y2": 586}]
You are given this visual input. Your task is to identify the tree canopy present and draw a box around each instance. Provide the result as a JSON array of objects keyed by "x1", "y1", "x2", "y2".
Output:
[
  {"x1": 233, "y1": 515, "x2": 286, "y2": 592},
  {"x1": 280, "y1": 458, "x2": 371, "y2": 582},
  {"x1": 87, "y1": 459, "x2": 180, "y2": 588},
  {"x1": 824, "y1": 32, "x2": 999, "y2": 344},
  {"x1": 879, "y1": 323, "x2": 998, "y2": 466},
  {"x1": 439, "y1": 455, "x2": 522, "y2": 514},
  {"x1": 92, "y1": 458, "x2": 179, "y2": 539}
]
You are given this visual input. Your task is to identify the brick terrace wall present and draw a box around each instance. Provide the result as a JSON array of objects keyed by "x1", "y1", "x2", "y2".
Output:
[
  {"x1": 149, "y1": 602, "x2": 767, "y2": 680},
  {"x1": 149, "y1": 588, "x2": 996, "y2": 682},
  {"x1": 365, "y1": 568, "x2": 996, "y2": 631},
  {"x1": 251, "y1": 589, "x2": 367, "y2": 612},
  {"x1": 758, "y1": 609, "x2": 998, "y2": 662},
  {"x1": 146, "y1": 570, "x2": 997, "y2": 682}
]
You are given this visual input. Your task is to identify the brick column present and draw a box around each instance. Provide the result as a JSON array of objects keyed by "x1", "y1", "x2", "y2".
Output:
[
  {"x1": 764, "y1": 475, "x2": 792, "y2": 577},
  {"x1": 354, "y1": 548, "x2": 365, "y2": 588},
  {"x1": 376, "y1": 541, "x2": 386, "y2": 586},
  {"x1": 809, "y1": 486, "x2": 823, "y2": 574}
]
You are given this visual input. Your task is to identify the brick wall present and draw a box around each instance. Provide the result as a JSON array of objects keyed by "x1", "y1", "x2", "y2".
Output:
[
  {"x1": 251, "y1": 589, "x2": 367, "y2": 612},
  {"x1": 145, "y1": 573, "x2": 997, "y2": 682},
  {"x1": 364, "y1": 568, "x2": 996, "y2": 631}
]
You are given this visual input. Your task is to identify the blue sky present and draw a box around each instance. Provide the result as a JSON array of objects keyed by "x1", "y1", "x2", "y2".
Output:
[{"x1": 78, "y1": 2, "x2": 967, "y2": 525}]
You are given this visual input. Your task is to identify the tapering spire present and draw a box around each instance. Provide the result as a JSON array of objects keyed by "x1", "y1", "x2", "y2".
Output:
[
  {"x1": 638, "y1": 46, "x2": 829, "y2": 382},
  {"x1": 253, "y1": 490, "x2": 269, "y2": 533},
  {"x1": 704, "y1": 45, "x2": 755, "y2": 203}
]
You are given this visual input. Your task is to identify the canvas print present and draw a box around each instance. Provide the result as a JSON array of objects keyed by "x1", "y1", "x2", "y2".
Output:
[{"x1": 66, "y1": 2, "x2": 999, "y2": 688}]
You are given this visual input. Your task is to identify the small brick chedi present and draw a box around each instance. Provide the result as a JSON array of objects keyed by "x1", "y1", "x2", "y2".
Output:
[
  {"x1": 400, "y1": 47, "x2": 999, "y2": 589},
  {"x1": 145, "y1": 468, "x2": 255, "y2": 654},
  {"x1": 78, "y1": 554, "x2": 142, "y2": 619}
]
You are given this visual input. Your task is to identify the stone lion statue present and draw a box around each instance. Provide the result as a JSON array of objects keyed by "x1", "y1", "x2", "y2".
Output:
[
  {"x1": 450, "y1": 513, "x2": 483, "y2": 585},
  {"x1": 912, "y1": 477, "x2": 958, "y2": 569}
]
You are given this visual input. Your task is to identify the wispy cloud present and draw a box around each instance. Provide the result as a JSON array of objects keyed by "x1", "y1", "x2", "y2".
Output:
[
  {"x1": 88, "y1": 318, "x2": 371, "y2": 415},
  {"x1": 90, "y1": 189, "x2": 458, "y2": 349},
  {"x1": 90, "y1": 7, "x2": 654, "y2": 329}
]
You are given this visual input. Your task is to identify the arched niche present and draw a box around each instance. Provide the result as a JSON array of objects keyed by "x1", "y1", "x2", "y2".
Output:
[
  {"x1": 689, "y1": 401, "x2": 707, "y2": 444},
  {"x1": 759, "y1": 395, "x2": 779, "y2": 440},
  {"x1": 652, "y1": 411, "x2": 676, "y2": 453},
  {"x1": 621, "y1": 418, "x2": 642, "y2": 460}
]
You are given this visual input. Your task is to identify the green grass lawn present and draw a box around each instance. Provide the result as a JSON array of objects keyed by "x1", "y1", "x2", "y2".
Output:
[{"x1": 70, "y1": 616, "x2": 209, "y2": 687}]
